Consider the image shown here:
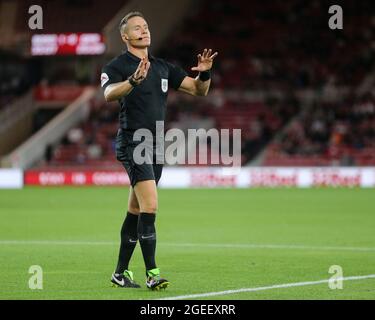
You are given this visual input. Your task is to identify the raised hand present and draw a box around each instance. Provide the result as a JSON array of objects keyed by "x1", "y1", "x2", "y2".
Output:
[
  {"x1": 191, "y1": 49, "x2": 218, "y2": 72},
  {"x1": 133, "y1": 57, "x2": 151, "y2": 83}
]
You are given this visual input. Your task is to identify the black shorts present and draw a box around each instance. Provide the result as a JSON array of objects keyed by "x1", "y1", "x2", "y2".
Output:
[{"x1": 115, "y1": 128, "x2": 163, "y2": 187}]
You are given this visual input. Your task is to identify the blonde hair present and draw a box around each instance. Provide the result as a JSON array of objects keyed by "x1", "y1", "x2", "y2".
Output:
[{"x1": 119, "y1": 11, "x2": 145, "y2": 35}]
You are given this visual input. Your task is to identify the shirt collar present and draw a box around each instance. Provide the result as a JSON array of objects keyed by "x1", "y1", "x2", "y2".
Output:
[{"x1": 125, "y1": 50, "x2": 155, "y2": 62}]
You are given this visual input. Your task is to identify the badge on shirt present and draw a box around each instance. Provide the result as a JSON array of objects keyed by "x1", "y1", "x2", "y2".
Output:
[
  {"x1": 161, "y1": 78, "x2": 168, "y2": 93},
  {"x1": 101, "y1": 73, "x2": 109, "y2": 87}
]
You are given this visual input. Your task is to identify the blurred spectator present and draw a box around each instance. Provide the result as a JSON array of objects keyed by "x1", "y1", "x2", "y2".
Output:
[{"x1": 67, "y1": 127, "x2": 84, "y2": 144}]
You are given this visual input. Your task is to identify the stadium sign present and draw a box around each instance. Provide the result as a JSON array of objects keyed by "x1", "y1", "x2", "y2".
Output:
[
  {"x1": 31, "y1": 33, "x2": 105, "y2": 56},
  {"x1": 25, "y1": 170, "x2": 130, "y2": 186},
  {"x1": 0, "y1": 169, "x2": 23, "y2": 189},
  {"x1": 23, "y1": 168, "x2": 375, "y2": 188}
]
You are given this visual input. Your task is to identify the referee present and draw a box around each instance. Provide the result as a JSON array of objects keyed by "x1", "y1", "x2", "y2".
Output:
[{"x1": 101, "y1": 11, "x2": 218, "y2": 290}]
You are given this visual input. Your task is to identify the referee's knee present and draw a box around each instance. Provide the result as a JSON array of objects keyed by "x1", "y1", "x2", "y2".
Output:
[
  {"x1": 140, "y1": 202, "x2": 158, "y2": 214},
  {"x1": 128, "y1": 205, "x2": 140, "y2": 214}
]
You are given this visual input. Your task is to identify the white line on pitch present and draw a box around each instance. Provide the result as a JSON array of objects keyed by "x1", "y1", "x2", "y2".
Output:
[
  {"x1": 0, "y1": 240, "x2": 116, "y2": 246},
  {"x1": 162, "y1": 243, "x2": 375, "y2": 252},
  {"x1": 1, "y1": 240, "x2": 375, "y2": 252},
  {"x1": 158, "y1": 274, "x2": 375, "y2": 300}
]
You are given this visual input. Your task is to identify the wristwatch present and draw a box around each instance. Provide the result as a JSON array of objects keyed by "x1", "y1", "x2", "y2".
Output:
[{"x1": 128, "y1": 75, "x2": 141, "y2": 87}]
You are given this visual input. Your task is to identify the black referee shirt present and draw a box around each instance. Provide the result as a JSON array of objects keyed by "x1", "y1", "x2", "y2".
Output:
[{"x1": 101, "y1": 51, "x2": 187, "y2": 133}]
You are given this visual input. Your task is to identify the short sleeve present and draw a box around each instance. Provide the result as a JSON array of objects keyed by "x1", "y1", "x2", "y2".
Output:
[
  {"x1": 100, "y1": 65, "x2": 123, "y2": 91},
  {"x1": 166, "y1": 62, "x2": 187, "y2": 90}
]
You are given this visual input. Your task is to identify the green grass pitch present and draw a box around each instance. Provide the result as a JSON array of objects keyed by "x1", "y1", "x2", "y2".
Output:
[{"x1": 0, "y1": 187, "x2": 374, "y2": 300}]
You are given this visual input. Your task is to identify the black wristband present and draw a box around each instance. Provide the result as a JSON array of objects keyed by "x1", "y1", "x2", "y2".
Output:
[
  {"x1": 198, "y1": 70, "x2": 211, "y2": 82},
  {"x1": 128, "y1": 75, "x2": 140, "y2": 87}
]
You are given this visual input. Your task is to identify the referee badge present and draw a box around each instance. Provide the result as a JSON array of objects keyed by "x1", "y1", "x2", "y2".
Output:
[
  {"x1": 161, "y1": 78, "x2": 168, "y2": 93},
  {"x1": 100, "y1": 73, "x2": 109, "y2": 87}
]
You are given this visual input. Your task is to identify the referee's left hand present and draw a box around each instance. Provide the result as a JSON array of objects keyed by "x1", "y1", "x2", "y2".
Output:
[{"x1": 191, "y1": 49, "x2": 218, "y2": 72}]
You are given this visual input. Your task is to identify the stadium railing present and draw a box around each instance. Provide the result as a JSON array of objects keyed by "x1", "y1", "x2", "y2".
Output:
[{"x1": 1, "y1": 87, "x2": 96, "y2": 169}]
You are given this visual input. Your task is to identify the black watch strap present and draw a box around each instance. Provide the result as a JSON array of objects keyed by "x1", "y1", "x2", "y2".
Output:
[
  {"x1": 198, "y1": 70, "x2": 211, "y2": 82},
  {"x1": 128, "y1": 75, "x2": 140, "y2": 87}
]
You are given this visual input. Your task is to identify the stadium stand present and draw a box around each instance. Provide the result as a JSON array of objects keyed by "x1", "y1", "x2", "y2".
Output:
[
  {"x1": 263, "y1": 92, "x2": 375, "y2": 166},
  {"x1": 0, "y1": 50, "x2": 39, "y2": 110},
  {"x1": 0, "y1": 0, "x2": 127, "y2": 107},
  {"x1": 1, "y1": 0, "x2": 374, "y2": 168},
  {"x1": 15, "y1": 0, "x2": 126, "y2": 33}
]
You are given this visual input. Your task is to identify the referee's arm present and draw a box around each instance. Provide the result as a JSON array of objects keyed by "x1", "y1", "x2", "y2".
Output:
[
  {"x1": 104, "y1": 81, "x2": 134, "y2": 102},
  {"x1": 178, "y1": 49, "x2": 218, "y2": 97},
  {"x1": 104, "y1": 58, "x2": 150, "y2": 102},
  {"x1": 179, "y1": 75, "x2": 211, "y2": 97}
]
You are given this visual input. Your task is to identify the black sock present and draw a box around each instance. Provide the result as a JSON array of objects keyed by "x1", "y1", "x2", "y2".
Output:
[
  {"x1": 115, "y1": 212, "x2": 139, "y2": 274},
  {"x1": 138, "y1": 212, "x2": 157, "y2": 271}
]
